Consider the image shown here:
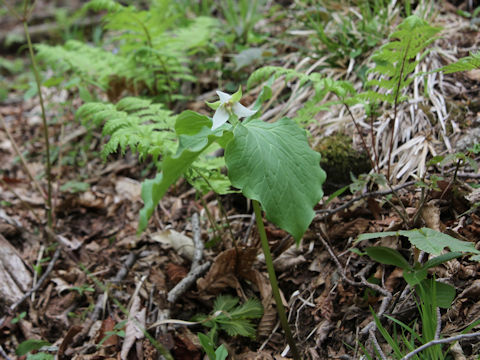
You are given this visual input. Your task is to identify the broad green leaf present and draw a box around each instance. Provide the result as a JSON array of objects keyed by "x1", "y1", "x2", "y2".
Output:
[
  {"x1": 399, "y1": 228, "x2": 478, "y2": 256},
  {"x1": 16, "y1": 339, "x2": 51, "y2": 356},
  {"x1": 138, "y1": 113, "x2": 233, "y2": 233},
  {"x1": 198, "y1": 333, "x2": 216, "y2": 360},
  {"x1": 356, "y1": 231, "x2": 398, "y2": 242},
  {"x1": 421, "y1": 252, "x2": 463, "y2": 270},
  {"x1": 403, "y1": 268, "x2": 428, "y2": 286},
  {"x1": 366, "y1": 247, "x2": 411, "y2": 269},
  {"x1": 417, "y1": 280, "x2": 456, "y2": 309},
  {"x1": 225, "y1": 118, "x2": 326, "y2": 241},
  {"x1": 215, "y1": 344, "x2": 228, "y2": 360}
]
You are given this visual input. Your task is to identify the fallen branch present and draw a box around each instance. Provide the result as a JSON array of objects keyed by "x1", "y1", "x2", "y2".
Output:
[
  {"x1": 167, "y1": 213, "x2": 210, "y2": 303},
  {"x1": 401, "y1": 331, "x2": 480, "y2": 360}
]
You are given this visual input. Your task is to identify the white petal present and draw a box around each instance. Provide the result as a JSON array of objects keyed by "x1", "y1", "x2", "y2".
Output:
[
  {"x1": 211, "y1": 106, "x2": 229, "y2": 130},
  {"x1": 216, "y1": 91, "x2": 231, "y2": 104},
  {"x1": 233, "y1": 102, "x2": 256, "y2": 118}
]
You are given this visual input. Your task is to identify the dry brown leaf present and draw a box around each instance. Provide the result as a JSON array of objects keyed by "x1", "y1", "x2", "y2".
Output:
[
  {"x1": 273, "y1": 244, "x2": 306, "y2": 272},
  {"x1": 237, "y1": 350, "x2": 274, "y2": 360},
  {"x1": 0, "y1": 234, "x2": 32, "y2": 304},
  {"x1": 115, "y1": 177, "x2": 141, "y2": 202},
  {"x1": 196, "y1": 247, "x2": 257, "y2": 295},
  {"x1": 421, "y1": 203, "x2": 441, "y2": 231},
  {"x1": 151, "y1": 229, "x2": 195, "y2": 261},
  {"x1": 121, "y1": 295, "x2": 146, "y2": 360}
]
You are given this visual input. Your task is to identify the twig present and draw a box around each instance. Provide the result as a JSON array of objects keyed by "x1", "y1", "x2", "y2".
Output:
[
  {"x1": 435, "y1": 307, "x2": 441, "y2": 340},
  {"x1": 0, "y1": 344, "x2": 12, "y2": 360},
  {"x1": 401, "y1": 332, "x2": 480, "y2": 360},
  {"x1": 9, "y1": 246, "x2": 60, "y2": 312},
  {"x1": 167, "y1": 213, "x2": 210, "y2": 303},
  {"x1": 316, "y1": 181, "x2": 416, "y2": 219},
  {"x1": 370, "y1": 329, "x2": 387, "y2": 360},
  {"x1": 242, "y1": 212, "x2": 256, "y2": 244}
]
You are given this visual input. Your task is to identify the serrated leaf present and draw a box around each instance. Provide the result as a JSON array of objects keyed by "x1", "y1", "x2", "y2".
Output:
[
  {"x1": 366, "y1": 247, "x2": 411, "y2": 269},
  {"x1": 399, "y1": 228, "x2": 478, "y2": 256},
  {"x1": 225, "y1": 118, "x2": 326, "y2": 241},
  {"x1": 214, "y1": 295, "x2": 239, "y2": 312},
  {"x1": 229, "y1": 298, "x2": 263, "y2": 319},
  {"x1": 218, "y1": 318, "x2": 257, "y2": 338}
]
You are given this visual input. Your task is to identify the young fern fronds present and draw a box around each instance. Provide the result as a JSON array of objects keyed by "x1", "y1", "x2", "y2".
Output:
[
  {"x1": 437, "y1": 51, "x2": 480, "y2": 74},
  {"x1": 76, "y1": 97, "x2": 177, "y2": 164},
  {"x1": 247, "y1": 66, "x2": 314, "y2": 89},
  {"x1": 364, "y1": 15, "x2": 441, "y2": 105}
]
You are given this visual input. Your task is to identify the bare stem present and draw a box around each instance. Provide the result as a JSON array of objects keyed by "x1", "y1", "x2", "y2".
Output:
[
  {"x1": 253, "y1": 200, "x2": 301, "y2": 360},
  {"x1": 22, "y1": 14, "x2": 53, "y2": 230}
]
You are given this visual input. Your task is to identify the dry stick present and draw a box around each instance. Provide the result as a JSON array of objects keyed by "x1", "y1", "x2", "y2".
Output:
[
  {"x1": 370, "y1": 329, "x2": 387, "y2": 360},
  {"x1": 401, "y1": 332, "x2": 480, "y2": 360},
  {"x1": 0, "y1": 344, "x2": 12, "y2": 360},
  {"x1": 167, "y1": 213, "x2": 210, "y2": 303},
  {"x1": 0, "y1": 113, "x2": 46, "y2": 200}
]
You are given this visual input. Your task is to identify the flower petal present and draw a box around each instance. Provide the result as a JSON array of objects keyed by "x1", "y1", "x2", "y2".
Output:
[
  {"x1": 233, "y1": 102, "x2": 257, "y2": 118},
  {"x1": 211, "y1": 105, "x2": 230, "y2": 130},
  {"x1": 216, "y1": 91, "x2": 231, "y2": 104}
]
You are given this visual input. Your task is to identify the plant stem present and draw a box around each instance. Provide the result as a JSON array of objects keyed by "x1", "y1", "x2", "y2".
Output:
[
  {"x1": 23, "y1": 17, "x2": 53, "y2": 230},
  {"x1": 252, "y1": 200, "x2": 301, "y2": 360}
]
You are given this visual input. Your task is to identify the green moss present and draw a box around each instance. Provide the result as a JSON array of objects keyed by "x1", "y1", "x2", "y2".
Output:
[{"x1": 316, "y1": 133, "x2": 371, "y2": 195}]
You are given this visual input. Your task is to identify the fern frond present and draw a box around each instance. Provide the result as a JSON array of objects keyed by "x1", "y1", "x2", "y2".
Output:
[
  {"x1": 247, "y1": 66, "x2": 313, "y2": 89},
  {"x1": 438, "y1": 51, "x2": 480, "y2": 74},
  {"x1": 365, "y1": 15, "x2": 441, "y2": 105},
  {"x1": 83, "y1": 0, "x2": 121, "y2": 12},
  {"x1": 76, "y1": 97, "x2": 176, "y2": 162}
]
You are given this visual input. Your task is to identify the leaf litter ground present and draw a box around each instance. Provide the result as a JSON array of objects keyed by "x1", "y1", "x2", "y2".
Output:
[{"x1": 1, "y1": 2, "x2": 480, "y2": 359}]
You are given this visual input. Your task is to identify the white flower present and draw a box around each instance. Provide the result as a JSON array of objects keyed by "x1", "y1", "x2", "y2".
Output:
[{"x1": 208, "y1": 88, "x2": 257, "y2": 130}]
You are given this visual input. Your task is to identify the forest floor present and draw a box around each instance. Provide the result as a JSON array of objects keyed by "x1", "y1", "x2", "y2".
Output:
[{"x1": 1, "y1": 1, "x2": 480, "y2": 359}]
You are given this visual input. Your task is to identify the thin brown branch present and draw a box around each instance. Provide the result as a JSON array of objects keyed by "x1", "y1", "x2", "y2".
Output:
[{"x1": 401, "y1": 332, "x2": 480, "y2": 360}]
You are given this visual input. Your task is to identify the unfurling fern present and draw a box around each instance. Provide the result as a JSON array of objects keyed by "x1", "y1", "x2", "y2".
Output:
[{"x1": 364, "y1": 15, "x2": 441, "y2": 105}]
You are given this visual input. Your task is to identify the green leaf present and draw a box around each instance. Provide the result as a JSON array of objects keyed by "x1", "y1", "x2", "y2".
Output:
[
  {"x1": 198, "y1": 333, "x2": 216, "y2": 360},
  {"x1": 366, "y1": 247, "x2": 411, "y2": 269},
  {"x1": 215, "y1": 344, "x2": 228, "y2": 360},
  {"x1": 399, "y1": 228, "x2": 478, "y2": 256},
  {"x1": 225, "y1": 118, "x2": 326, "y2": 241},
  {"x1": 356, "y1": 231, "x2": 399, "y2": 242},
  {"x1": 421, "y1": 252, "x2": 463, "y2": 270},
  {"x1": 417, "y1": 280, "x2": 456, "y2": 309},
  {"x1": 138, "y1": 114, "x2": 233, "y2": 233},
  {"x1": 403, "y1": 268, "x2": 428, "y2": 286},
  {"x1": 16, "y1": 339, "x2": 51, "y2": 356}
]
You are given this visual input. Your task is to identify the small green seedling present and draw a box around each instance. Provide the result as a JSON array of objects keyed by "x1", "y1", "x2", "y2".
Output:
[{"x1": 198, "y1": 333, "x2": 228, "y2": 360}]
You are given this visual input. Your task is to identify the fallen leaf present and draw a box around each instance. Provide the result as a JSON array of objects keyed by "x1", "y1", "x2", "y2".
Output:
[
  {"x1": 121, "y1": 295, "x2": 146, "y2": 360},
  {"x1": 151, "y1": 229, "x2": 195, "y2": 261}
]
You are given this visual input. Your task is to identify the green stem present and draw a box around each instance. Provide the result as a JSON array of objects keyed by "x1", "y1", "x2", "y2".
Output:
[
  {"x1": 252, "y1": 200, "x2": 301, "y2": 360},
  {"x1": 23, "y1": 19, "x2": 53, "y2": 230}
]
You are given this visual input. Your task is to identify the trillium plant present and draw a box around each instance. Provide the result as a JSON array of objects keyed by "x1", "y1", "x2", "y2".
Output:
[{"x1": 139, "y1": 86, "x2": 326, "y2": 359}]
